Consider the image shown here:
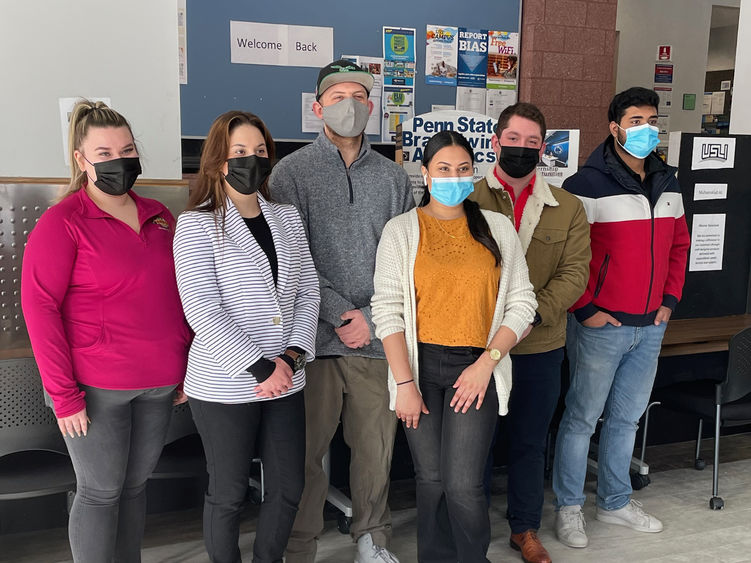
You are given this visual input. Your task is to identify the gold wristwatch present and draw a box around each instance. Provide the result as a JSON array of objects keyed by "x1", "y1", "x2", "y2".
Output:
[{"x1": 486, "y1": 347, "x2": 502, "y2": 361}]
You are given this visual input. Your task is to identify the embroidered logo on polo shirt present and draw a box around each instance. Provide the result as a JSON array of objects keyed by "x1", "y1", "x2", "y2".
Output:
[{"x1": 153, "y1": 217, "x2": 170, "y2": 230}]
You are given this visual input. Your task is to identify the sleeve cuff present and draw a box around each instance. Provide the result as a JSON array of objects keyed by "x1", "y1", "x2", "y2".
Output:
[
  {"x1": 662, "y1": 294, "x2": 679, "y2": 311},
  {"x1": 573, "y1": 302, "x2": 599, "y2": 323},
  {"x1": 247, "y1": 357, "x2": 275, "y2": 383}
]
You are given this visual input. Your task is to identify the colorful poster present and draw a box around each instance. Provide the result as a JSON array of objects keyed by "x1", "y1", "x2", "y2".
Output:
[
  {"x1": 382, "y1": 86, "x2": 414, "y2": 143},
  {"x1": 538, "y1": 129, "x2": 580, "y2": 187},
  {"x1": 384, "y1": 60, "x2": 415, "y2": 87},
  {"x1": 654, "y1": 63, "x2": 674, "y2": 84},
  {"x1": 457, "y1": 28, "x2": 488, "y2": 87},
  {"x1": 383, "y1": 27, "x2": 416, "y2": 62},
  {"x1": 425, "y1": 25, "x2": 458, "y2": 86},
  {"x1": 486, "y1": 31, "x2": 518, "y2": 88}
]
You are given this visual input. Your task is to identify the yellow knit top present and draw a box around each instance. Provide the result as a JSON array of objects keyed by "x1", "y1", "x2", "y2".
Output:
[{"x1": 414, "y1": 207, "x2": 501, "y2": 348}]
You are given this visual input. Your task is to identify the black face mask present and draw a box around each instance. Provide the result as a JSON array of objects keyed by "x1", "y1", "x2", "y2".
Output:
[
  {"x1": 87, "y1": 157, "x2": 142, "y2": 195},
  {"x1": 498, "y1": 146, "x2": 540, "y2": 178},
  {"x1": 225, "y1": 156, "x2": 271, "y2": 195}
]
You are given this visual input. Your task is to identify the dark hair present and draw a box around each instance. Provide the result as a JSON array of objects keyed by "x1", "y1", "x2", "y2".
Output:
[
  {"x1": 495, "y1": 102, "x2": 546, "y2": 139},
  {"x1": 187, "y1": 111, "x2": 275, "y2": 217},
  {"x1": 420, "y1": 131, "x2": 502, "y2": 266},
  {"x1": 608, "y1": 87, "x2": 660, "y2": 124}
]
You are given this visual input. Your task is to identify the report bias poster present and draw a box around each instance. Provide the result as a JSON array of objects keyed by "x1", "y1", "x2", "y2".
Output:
[{"x1": 457, "y1": 28, "x2": 488, "y2": 88}]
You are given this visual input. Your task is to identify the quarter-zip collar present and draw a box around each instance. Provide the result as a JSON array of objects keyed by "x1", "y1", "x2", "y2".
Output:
[{"x1": 77, "y1": 186, "x2": 167, "y2": 229}]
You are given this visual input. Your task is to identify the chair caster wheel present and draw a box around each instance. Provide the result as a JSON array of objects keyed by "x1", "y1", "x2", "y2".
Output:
[
  {"x1": 709, "y1": 496, "x2": 724, "y2": 510},
  {"x1": 630, "y1": 472, "x2": 650, "y2": 490},
  {"x1": 337, "y1": 514, "x2": 352, "y2": 534},
  {"x1": 694, "y1": 458, "x2": 706, "y2": 470}
]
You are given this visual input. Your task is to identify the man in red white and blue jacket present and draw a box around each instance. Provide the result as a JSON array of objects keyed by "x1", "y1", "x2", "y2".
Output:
[{"x1": 552, "y1": 87, "x2": 690, "y2": 550}]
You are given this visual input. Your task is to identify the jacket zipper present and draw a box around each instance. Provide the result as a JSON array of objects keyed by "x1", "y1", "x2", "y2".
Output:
[
  {"x1": 645, "y1": 203, "x2": 655, "y2": 314},
  {"x1": 338, "y1": 152, "x2": 355, "y2": 204},
  {"x1": 594, "y1": 254, "x2": 610, "y2": 298}
]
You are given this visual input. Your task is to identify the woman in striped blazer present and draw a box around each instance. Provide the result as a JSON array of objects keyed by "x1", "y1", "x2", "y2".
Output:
[{"x1": 173, "y1": 111, "x2": 320, "y2": 563}]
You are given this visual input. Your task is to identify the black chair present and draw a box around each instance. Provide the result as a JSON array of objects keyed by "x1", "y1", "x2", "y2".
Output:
[
  {"x1": 646, "y1": 326, "x2": 751, "y2": 510},
  {"x1": 0, "y1": 358, "x2": 76, "y2": 519},
  {"x1": 150, "y1": 402, "x2": 205, "y2": 480}
]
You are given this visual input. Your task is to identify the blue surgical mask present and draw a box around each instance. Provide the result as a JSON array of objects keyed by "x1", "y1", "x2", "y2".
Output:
[
  {"x1": 428, "y1": 176, "x2": 475, "y2": 207},
  {"x1": 616, "y1": 123, "x2": 659, "y2": 159}
]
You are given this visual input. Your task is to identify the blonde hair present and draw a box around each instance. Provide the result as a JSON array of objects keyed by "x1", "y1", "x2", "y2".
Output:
[{"x1": 61, "y1": 99, "x2": 133, "y2": 200}]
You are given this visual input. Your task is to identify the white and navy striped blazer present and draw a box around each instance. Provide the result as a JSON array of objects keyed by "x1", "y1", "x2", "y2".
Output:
[{"x1": 173, "y1": 194, "x2": 320, "y2": 403}]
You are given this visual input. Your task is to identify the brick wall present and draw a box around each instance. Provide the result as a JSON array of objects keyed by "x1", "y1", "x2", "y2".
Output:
[{"x1": 519, "y1": 0, "x2": 618, "y2": 163}]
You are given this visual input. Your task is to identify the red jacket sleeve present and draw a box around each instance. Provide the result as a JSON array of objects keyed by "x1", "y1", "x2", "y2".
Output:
[
  {"x1": 20, "y1": 207, "x2": 86, "y2": 418},
  {"x1": 663, "y1": 213, "x2": 690, "y2": 308}
]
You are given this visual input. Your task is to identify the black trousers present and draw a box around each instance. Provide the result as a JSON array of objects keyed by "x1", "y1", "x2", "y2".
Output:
[{"x1": 190, "y1": 391, "x2": 305, "y2": 563}]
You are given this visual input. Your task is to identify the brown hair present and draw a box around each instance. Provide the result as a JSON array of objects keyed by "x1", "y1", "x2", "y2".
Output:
[
  {"x1": 60, "y1": 100, "x2": 134, "y2": 200},
  {"x1": 187, "y1": 111, "x2": 275, "y2": 217},
  {"x1": 495, "y1": 102, "x2": 547, "y2": 139}
]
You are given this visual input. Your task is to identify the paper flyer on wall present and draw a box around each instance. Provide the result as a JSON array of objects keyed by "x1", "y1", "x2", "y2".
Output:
[
  {"x1": 382, "y1": 86, "x2": 414, "y2": 143},
  {"x1": 654, "y1": 86, "x2": 672, "y2": 111},
  {"x1": 301, "y1": 92, "x2": 323, "y2": 133},
  {"x1": 383, "y1": 27, "x2": 416, "y2": 62},
  {"x1": 486, "y1": 31, "x2": 518, "y2": 88},
  {"x1": 538, "y1": 129, "x2": 580, "y2": 187},
  {"x1": 688, "y1": 213, "x2": 726, "y2": 272},
  {"x1": 384, "y1": 60, "x2": 415, "y2": 87},
  {"x1": 485, "y1": 88, "x2": 517, "y2": 119},
  {"x1": 178, "y1": 0, "x2": 187, "y2": 84},
  {"x1": 456, "y1": 86, "x2": 486, "y2": 114},
  {"x1": 457, "y1": 28, "x2": 488, "y2": 88},
  {"x1": 425, "y1": 25, "x2": 458, "y2": 86}
]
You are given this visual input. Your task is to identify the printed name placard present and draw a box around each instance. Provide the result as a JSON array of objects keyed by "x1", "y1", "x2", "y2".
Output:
[{"x1": 230, "y1": 21, "x2": 333, "y2": 68}]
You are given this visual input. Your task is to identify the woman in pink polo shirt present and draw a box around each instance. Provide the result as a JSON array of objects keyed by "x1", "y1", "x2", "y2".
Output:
[{"x1": 21, "y1": 100, "x2": 191, "y2": 563}]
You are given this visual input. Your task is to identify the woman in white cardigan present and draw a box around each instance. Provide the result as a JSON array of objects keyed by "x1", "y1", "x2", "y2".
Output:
[
  {"x1": 372, "y1": 130, "x2": 537, "y2": 563},
  {"x1": 173, "y1": 111, "x2": 320, "y2": 563}
]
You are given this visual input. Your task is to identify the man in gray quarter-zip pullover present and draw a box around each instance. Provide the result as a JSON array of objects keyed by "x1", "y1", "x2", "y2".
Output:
[{"x1": 270, "y1": 59, "x2": 414, "y2": 563}]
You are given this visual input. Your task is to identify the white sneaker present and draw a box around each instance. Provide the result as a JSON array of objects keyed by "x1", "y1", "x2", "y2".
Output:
[
  {"x1": 596, "y1": 499, "x2": 663, "y2": 533},
  {"x1": 555, "y1": 505, "x2": 589, "y2": 548},
  {"x1": 355, "y1": 533, "x2": 400, "y2": 563}
]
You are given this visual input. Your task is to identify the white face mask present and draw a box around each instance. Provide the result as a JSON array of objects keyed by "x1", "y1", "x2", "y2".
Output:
[{"x1": 321, "y1": 97, "x2": 370, "y2": 138}]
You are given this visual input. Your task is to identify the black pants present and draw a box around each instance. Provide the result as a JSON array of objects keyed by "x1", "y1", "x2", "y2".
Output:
[
  {"x1": 190, "y1": 391, "x2": 305, "y2": 563},
  {"x1": 483, "y1": 347, "x2": 564, "y2": 532},
  {"x1": 405, "y1": 343, "x2": 498, "y2": 563}
]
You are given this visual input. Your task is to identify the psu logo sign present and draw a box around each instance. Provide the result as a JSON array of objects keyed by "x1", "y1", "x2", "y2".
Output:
[{"x1": 691, "y1": 137, "x2": 736, "y2": 170}]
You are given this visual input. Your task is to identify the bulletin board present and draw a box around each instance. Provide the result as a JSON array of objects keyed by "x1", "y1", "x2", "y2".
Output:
[
  {"x1": 673, "y1": 133, "x2": 751, "y2": 319},
  {"x1": 179, "y1": 0, "x2": 521, "y2": 140}
]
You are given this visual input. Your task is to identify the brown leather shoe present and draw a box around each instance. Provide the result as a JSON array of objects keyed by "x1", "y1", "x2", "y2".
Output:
[{"x1": 510, "y1": 530, "x2": 552, "y2": 563}]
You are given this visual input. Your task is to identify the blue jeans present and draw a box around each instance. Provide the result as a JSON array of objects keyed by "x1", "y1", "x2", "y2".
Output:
[
  {"x1": 553, "y1": 315, "x2": 667, "y2": 511},
  {"x1": 405, "y1": 343, "x2": 498, "y2": 563},
  {"x1": 63, "y1": 384, "x2": 177, "y2": 563}
]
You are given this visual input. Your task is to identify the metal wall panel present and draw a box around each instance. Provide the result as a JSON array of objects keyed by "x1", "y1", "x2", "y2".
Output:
[{"x1": 0, "y1": 183, "x2": 189, "y2": 353}]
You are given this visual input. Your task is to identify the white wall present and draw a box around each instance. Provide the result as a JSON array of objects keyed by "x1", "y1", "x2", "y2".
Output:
[
  {"x1": 0, "y1": 1, "x2": 181, "y2": 179},
  {"x1": 615, "y1": 0, "x2": 740, "y2": 134},
  {"x1": 730, "y1": 0, "x2": 751, "y2": 134},
  {"x1": 707, "y1": 24, "x2": 739, "y2": 71}
]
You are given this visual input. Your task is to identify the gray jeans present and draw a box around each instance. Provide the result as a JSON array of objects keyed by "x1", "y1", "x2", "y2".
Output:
[{"x1": 62, "y1": 384, "x2": 177, "y2": 563}]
